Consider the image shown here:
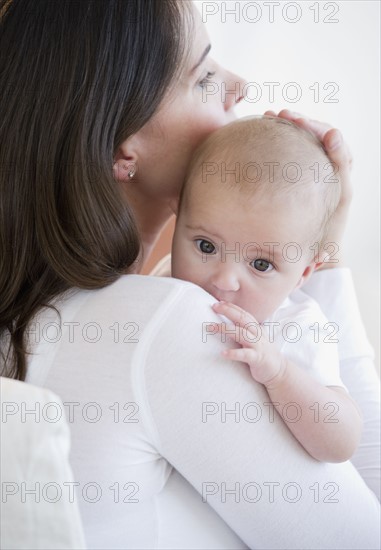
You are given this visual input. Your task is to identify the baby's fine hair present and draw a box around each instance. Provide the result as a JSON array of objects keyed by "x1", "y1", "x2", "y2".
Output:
[{"x1": 182, "y1": 116, "x2": 341, "y2": 250}]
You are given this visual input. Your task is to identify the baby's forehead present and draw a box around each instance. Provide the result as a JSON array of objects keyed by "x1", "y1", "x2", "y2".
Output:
[
  {"x1": 183, "y1": 153, "x2": 324, "y2": 235},
  {"x1": 183, "y1": 178, "x2": 319, "y2": 254}
]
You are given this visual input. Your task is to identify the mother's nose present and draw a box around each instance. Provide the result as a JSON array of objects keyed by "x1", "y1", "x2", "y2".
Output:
[{"x1": 223, "y1": 70, "x2": 248, "y2": 112}]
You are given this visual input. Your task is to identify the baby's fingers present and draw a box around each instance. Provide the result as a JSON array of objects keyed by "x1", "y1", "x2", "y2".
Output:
[
  {"x1": 212, "y1": 301, "x2": 259, "y2": 328},
  {"x1": 223, "y1": 347, "x2": 258, "y2": 365},
  {"x1": 215, "y1": 322, "x2": 261, "y2": 350}
]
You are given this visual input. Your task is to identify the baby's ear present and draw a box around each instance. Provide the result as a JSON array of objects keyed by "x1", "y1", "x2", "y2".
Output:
[
  {"x1": 294, "y1": 264, "x2": 317, "y2": 290},
  {"x1": 313, "y1": 249, "x2": 331, "y2": 271}
]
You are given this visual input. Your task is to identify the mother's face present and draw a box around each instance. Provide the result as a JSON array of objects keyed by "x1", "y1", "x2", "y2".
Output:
[{"x1": 114, "y1": 3, "x2": 246, "y2": 210}]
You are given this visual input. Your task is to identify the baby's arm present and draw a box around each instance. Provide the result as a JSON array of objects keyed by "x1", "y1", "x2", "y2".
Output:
[
  {"x1": 211, "y1": 301, "x2": 362, "y2": 463},
  {"x1": 263, "y1": 361, "x2": 362, "y2": 462}
]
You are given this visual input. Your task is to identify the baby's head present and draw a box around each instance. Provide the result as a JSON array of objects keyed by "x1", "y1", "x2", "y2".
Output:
[{"x1": 172, "y1": 116, "x2": 340, "y2": 322}]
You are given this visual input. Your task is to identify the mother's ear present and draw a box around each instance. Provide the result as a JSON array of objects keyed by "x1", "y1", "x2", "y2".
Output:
[{"x1": 113, "y1": 136, "x2": 140, "y2": 182}]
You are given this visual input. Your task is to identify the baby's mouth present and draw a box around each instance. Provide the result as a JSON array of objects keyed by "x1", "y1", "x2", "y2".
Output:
[{"x1": 208, "y1": 289, "x2": 223, "y2": 302}]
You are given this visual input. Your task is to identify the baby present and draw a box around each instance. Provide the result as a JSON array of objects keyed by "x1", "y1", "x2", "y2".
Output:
[{"x1": 156, "y1": 116, "x2": 362, "y2": 463}]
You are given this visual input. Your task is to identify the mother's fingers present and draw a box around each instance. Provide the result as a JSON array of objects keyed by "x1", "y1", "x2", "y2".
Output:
[
  {"x1": 292, "y1": 118, "x2": 353, "y2": 202},
  {"x1": 276, "y1": 109, "x2": 353, "y2": 170},
  {"x1": 294, "y1": 118, "x2": 352, "y2": 171},
  {"x1": 323, "y1": 128, "x2": 353, "y2": 176},
  {"x1": 279, "y1": 110, "x2": 335, "y2": 146}
]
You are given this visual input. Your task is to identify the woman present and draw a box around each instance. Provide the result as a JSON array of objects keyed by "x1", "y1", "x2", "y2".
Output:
[{"x1": 0, "y1": 1, "x2": 379, "y2": 548}]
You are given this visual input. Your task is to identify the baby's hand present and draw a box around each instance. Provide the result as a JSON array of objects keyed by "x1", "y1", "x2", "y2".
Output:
[{"x1": 212, "y1": 301, "x2": 286, "y2": 387}]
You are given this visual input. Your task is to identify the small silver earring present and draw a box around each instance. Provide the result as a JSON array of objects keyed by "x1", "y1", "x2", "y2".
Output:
[
  {"x1": 124, "y1": 163, "x2": 136, "y2": 179},
  {"x1": 113, "y1": 161, "x2": 136, "y2": 180}
]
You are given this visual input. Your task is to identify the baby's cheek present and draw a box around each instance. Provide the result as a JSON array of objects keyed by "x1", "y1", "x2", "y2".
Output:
[
  {"x1": 170, "y1": 235, "x2": 184, "y2": 277},
  {"x1": 242, "y1": 293, "x2": 277, "y2": 325},
  {"x1": 171, "y1": 259, "x2": 185, "y2": 281},
  {"x1": 171, "y1": 253, "x2": 196, "y2": 285}
]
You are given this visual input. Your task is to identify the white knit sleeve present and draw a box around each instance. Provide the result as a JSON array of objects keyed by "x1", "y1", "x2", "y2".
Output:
[
  {"x1": 303, "y1": 268, "x2": 380, "y2": 500},
  {"x1": 136, "y1": 282, "x2": 380, "y2": 549}
]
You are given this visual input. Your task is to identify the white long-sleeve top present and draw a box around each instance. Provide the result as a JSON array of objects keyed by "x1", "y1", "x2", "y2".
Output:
[{"x1": 22, "y1": 269, "x2": 380, "y2": 549}]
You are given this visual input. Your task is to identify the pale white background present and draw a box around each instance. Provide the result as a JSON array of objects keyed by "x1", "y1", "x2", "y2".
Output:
[{"x1": 195, "y1": 0, "x2": 380, "y2": 371}]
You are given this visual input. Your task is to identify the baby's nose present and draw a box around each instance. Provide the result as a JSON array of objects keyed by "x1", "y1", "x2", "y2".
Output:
[{"x1": 211, "y1": 266, "x2": 240, "y2": 293}]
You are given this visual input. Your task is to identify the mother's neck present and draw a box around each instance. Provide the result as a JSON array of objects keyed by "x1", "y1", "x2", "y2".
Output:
[{"x1": 124, "y1": 191, "x2": 175, "y2": 274}]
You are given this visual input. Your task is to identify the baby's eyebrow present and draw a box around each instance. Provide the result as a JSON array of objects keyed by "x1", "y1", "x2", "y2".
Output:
[{"x1": 185, "y1": 223, "x2": 222, "y2": 241}]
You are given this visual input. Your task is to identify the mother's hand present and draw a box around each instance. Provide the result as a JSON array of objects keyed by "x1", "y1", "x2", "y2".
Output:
[{"x1": 265, "y1": 109, "x2": 353, "y2": 269}]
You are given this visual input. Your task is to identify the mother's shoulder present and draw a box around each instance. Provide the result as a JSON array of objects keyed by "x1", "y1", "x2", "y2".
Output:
[
  {"x1": 59, "y1": 274, "x2": 215, "y2": 315},
  {"x1": 115, "y1": 274, "x2": 214, "y2": 302}
]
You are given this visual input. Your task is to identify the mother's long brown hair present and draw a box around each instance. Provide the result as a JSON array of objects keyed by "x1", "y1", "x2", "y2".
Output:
[{"x1": 0, "y1": 0, "x2": 189, "y2": 380}]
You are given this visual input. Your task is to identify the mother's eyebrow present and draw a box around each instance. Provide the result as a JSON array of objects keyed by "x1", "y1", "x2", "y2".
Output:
[{"x1": 190, "y1": 44, "x2": 211, "y2": 73}]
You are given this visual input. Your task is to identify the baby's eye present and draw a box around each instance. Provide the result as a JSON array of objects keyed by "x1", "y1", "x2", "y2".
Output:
[
  {"x1": 250, "y1": 259, "x2": 274, "y2": 272},
  {"x1": 198, "y1": 71, "x2": 216, "y2": 88},
  {"x1": 195, "y1": 239, "x2": 216, "y2": 254}
]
